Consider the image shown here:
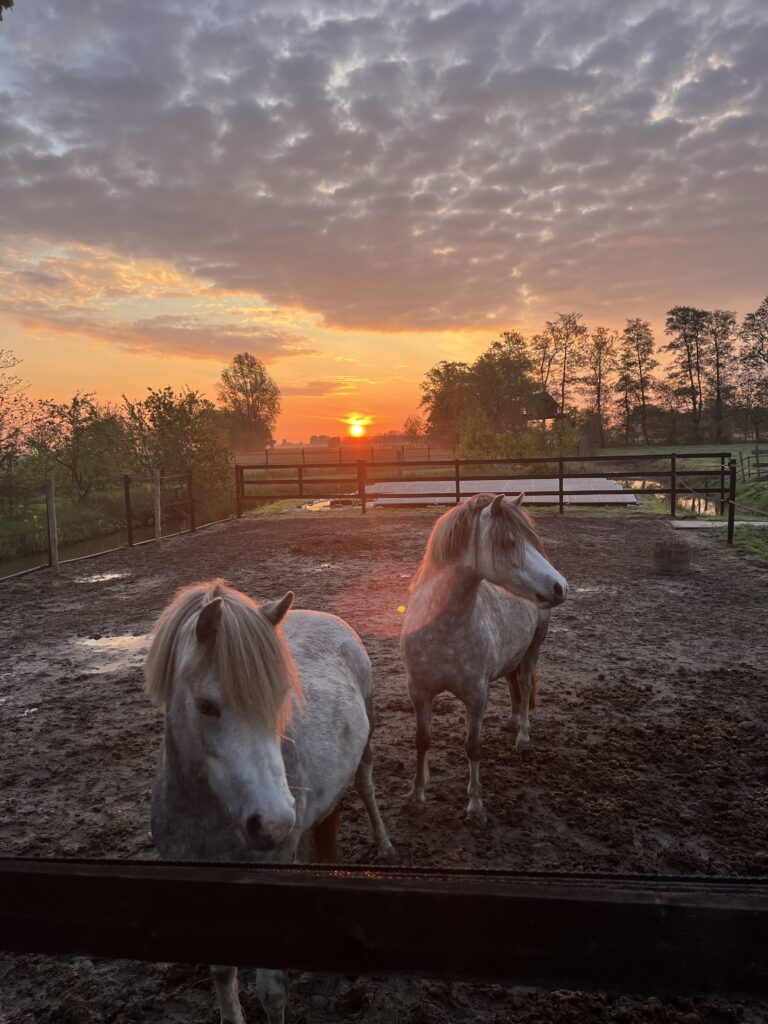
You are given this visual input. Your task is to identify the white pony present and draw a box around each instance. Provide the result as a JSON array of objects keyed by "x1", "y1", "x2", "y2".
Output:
[
  {"x1": 401, "y1": 493, "x2": 567, "y2": 824},
  {"x1": 145, "y1": 579, "x2": 394, "y2": 1024}
]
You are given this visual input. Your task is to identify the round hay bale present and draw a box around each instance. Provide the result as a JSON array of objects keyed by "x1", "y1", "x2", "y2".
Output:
[{"x1": 652, "y1": 538, "x2": 693, "y2": 575}]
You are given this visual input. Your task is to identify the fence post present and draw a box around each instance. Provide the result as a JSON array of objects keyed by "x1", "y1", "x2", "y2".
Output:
[
  {"x1": 297, "y1": 465, "x2": 304, "y2": 500},
  {"x1": 558, "y1": 456, "x2": 564, "y2": 514},
  {"x1": 235, "y1": 467, "x2": 243, "y2": 518},
  {"x1": 357, "y1": 460, "x2": 367, "y2": 514},
  {"x1": 153, "y1": 469, "x2": 162, "y2": 541},
  {"x1": 187, "y1": 471, "x2": 196, "y2": 532},
  {"x1": 44, "y1": 478, "x2": 60, "y2": 575},
  {"x1": 123, "y1": 475, "x2": 134, "y2": 546},
  {"x1": 454, "y1": 460, "x2": 461, "y2": 504},
  {"x1": 720, "y1": 455, "x2": 726, "y2": 515},
  {"x1": 739, "y1": 452, "x2": 745, "y2": 482},
  {"x1": 727, "y1": 459, "x2": 737, "y2": 545},
  {"x1": 670, "y1": 453, "x2": 677, "y2": 517}
]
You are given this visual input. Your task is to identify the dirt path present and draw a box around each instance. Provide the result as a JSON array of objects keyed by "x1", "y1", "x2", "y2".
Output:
[{"x1": 1, "y1": 509, "x2": 767, "y2": 1022}]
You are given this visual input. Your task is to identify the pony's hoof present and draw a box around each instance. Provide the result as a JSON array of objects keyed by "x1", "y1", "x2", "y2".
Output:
[
  {"x1": 515, "y1": 736, "x2": 532, "y2": 751},
  {"x1": 466, "y1": 806, "x2": 488, "y2": 827},
  {"x1": 378, "y1": 840, "x2": 398, "y2": 863},
  {"x1": 405, "y1": 794, "x2": 426, "y2": 816}
]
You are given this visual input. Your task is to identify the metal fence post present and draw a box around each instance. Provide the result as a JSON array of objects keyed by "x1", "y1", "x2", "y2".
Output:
[
  {"x1": 670, "y1": 453, "x2": 677, "y2": 517},
  {"x1": 357, "y1": 460, "x2": 367, "y2": 514},
  {"x1": 123, "y1": 475, "x2": 134, "y2": 546},
  {"x1": 44, "y1": 478, "x2": 59, "y2": 575},
  {"x1": 153, "y1": 469, "x2": 162, "y2": 541},
  {"x1": 558, "y1": 456, "x2": 564, "y2": 514},
  {"x1": 235, "y1": 466, "x2": 243, "y2": 518},
  {"x1": 727, "y1": 459, "x2": 737, "y2": 545},
  {"x1": 187, "y1": 471, "x2": 196, "y2": 532},
  {"x1": 720, "y1": 454, "x2": 726, "y2": 515}
]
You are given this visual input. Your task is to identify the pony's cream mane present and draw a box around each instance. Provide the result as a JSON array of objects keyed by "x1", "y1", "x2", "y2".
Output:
[
  {"x1": 144, "y1": 579, "x2": 301, "y2": 732},
  {"x1": 410, "y1": 493, "x2": 545, "y2": 589}
]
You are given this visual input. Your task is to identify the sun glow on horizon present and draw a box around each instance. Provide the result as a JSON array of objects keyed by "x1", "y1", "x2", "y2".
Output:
[{"x1": 341, "y1": 412, "x2": 373, "y2": 438}]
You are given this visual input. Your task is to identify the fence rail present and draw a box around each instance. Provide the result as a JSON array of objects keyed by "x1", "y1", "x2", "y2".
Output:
[
  {"x1": 1, "y1": 858, "x2": 767, "y2": 999},
  {"x1": 236, "y1": 452, "x2": 736, "y2": 536}
]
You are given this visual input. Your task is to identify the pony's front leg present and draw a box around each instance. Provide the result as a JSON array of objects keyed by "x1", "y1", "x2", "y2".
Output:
[
  {"x1": 406, "y1": 689, "x2": 433, "y2": 810},
  {"x1": 256, "y1": 968, "x2": 288, "y2": 1024},
  {"x1": 210, "y1": 964, "x2": 246, "y2": 1024},
  {"x1": 464, "y1": 692, "x2": 488, "y2": 825}
]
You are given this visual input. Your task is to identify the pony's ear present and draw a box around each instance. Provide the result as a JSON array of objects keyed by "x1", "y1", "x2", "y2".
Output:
[
  {"x1": 262, "y1": 591, "x2": 294, "y2": 626},
  {"x1": 512, "y1": 491, "x2": 525, "y2": 507},
  {"x1": 490, "y1": 493, "x2": 506, "y2": 517},
  {"x1": 196, "y1": 597, "x2": 223, "y2": 644}
]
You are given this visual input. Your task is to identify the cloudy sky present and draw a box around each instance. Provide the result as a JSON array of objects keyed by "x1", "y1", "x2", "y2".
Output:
[{"x1": 1, "y1": 0, "x2": 767, "y2": 440}]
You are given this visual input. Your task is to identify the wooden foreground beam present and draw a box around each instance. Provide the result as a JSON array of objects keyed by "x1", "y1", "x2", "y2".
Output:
[{"x1": 2, "y1": 859, "x2": 768, "y2": 998}]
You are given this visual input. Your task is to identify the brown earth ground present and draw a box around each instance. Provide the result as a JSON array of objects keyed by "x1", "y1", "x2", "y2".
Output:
[{"x1": 1, "y1": 509, "x2": 767, "y2": 1023}]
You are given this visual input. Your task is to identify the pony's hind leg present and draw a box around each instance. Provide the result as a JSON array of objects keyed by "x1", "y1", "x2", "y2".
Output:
[
  {"x1": 355, "y1": 740, "x2": 396, "y2": 860},
  {"x1": 210, "y1": 965, "x2": 246, "y2": 1024},
  {"x1": 406, "y1": 689, "x2": 433, "y2": 810},
  {"x1": 464, "y1": 691, "x2": 489, "y2": 825},
  {"x1": 505, "y1": 666, "x2": 536, "y2": 749},
  {"x1": 256, "y1": 968, "x2": 288, "y2": 1024}
]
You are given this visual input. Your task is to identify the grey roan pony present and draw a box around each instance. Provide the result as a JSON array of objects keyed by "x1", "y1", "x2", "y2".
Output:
[
  {"x1": 145, "y1": 579, "x2": 394, "y2": 1024},
  {"x1": 401, "y1": 493, "x2": 567, "y2": 824}
]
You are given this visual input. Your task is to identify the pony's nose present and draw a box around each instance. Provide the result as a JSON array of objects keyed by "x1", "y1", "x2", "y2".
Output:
[
  {"x1": 552, "y1": 581, "x2": 566, "y2": 604},
  {"x1": 245, "y1": 814, "x2": 277, "y2": 851}
]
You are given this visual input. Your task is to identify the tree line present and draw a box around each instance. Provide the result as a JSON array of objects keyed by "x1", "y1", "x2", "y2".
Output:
[
  {"x1": 408, "y1": 297, "x2": 768, "y2": 456},
  {"x1": 0, "y1": 353, "x2": 280, "y2": 535}
]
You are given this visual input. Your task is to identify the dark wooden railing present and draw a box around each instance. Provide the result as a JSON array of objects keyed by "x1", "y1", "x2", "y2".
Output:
[
  {"x1": 235, "y1": 452, "x2": 736, "y2": 537},
  {"x1": 2, "y1": 858, "x2": 768, "y2": 999}
]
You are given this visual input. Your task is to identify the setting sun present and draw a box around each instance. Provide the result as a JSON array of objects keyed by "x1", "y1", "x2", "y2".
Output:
[{"x1": 341, "y1": 413, "x2": 373, "y2": 439}]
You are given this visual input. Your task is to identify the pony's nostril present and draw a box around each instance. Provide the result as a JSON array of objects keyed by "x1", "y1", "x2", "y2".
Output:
[
  {"x1": 245, "y1": 814, "x2": 264, "y2": 841},
  {"x1": 245, "y1": 814, "x2": 279, "y2": 851},
  {"x1": 553, "y1": 582, "x2": 563, "y2": 598}
]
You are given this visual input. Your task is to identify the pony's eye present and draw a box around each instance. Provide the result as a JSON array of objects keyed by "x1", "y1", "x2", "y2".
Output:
[{"x1": 197, "y1": 699, "x2": 221, "y2": 718}]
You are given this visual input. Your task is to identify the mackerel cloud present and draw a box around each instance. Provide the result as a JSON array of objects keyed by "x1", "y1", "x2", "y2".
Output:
[{"x1": 1, "y1": 0, "x2": 767, "y2": 344}]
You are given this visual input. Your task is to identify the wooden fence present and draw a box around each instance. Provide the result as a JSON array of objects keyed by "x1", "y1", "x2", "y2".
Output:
[
  {"x1": 235, "y1": 452, "x2": 737, "y2": 535},
  {"x1": 2, "y1": 858, "x2": 768, "y2": 999}
]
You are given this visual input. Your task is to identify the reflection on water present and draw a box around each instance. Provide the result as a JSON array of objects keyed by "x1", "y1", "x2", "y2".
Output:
[
  {"x1": 77, "y1": 634, "x2": 149, "y2": 671},
  {"x1": 622, "y1": 479, "x2": 719, "y2": 516},
  {"x1": 74, "y1": 571, "x2": 130, "y2": 584}
]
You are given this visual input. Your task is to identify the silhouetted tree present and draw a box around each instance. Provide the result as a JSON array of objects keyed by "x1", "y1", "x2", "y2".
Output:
[
  {"x1": 580, "y1": 326, "x2": 618, "y2": 447},
  {"x1": 740, "y1": 295, "x2": 768, "y2": 370},
  {"x1": 664, "y1": 306, "x2": 709, "y2": 440},
  {"x1": 217, "y1": 352, "x2": 280, "y2": 450},
  {"x1": 702, "y1": 310, "x2": 738, "y2": 443},
  {"x1": 419, "y1": 360, "x2": 472, "y2": 443},
  {"x1": 621, "y1": 319, "x2": 658, "y2": 444}
]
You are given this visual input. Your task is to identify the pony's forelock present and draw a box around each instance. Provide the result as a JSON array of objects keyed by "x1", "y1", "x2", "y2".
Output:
[{"x1": 144, "y1": 579, "x2": 301, "y2": 732}]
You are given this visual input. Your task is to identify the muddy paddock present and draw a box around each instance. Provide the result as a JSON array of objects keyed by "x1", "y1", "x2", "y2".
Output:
[{"x1": 1, "y1": 509, "x2": 767, "y2": 1023}]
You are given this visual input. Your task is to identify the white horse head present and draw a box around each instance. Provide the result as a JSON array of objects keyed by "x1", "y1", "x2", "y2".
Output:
[
  {"x1": 145, "y1": 581, "x2": 301, "y2": 851},
  {"x1": 473, "y1": 493, "x2": 567, "y2": 607}
]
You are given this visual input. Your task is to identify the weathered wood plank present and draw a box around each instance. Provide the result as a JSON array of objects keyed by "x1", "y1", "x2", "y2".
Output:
[{"x1": 1, "y1": 859, "x2": 768, "y2": 998}]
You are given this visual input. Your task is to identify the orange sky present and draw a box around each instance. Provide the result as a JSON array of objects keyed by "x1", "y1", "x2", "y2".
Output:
[{"x1": 2, "y1": 3, "x2": 767, "y2": 442}]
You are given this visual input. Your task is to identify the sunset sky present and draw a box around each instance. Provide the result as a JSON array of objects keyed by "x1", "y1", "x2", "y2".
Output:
[{"x1": 1, "y1": 0, "x2": 767, "y2": 441}]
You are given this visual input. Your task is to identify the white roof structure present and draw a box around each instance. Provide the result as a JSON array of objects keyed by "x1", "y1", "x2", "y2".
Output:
[{"x1": 368, "y1": 476, "x2": 639, "y2": 506}]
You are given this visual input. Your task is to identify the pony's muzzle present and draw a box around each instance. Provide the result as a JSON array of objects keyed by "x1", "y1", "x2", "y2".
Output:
[{"x1": 244, "y1": 809, "x2": 295, "y2": 851}]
